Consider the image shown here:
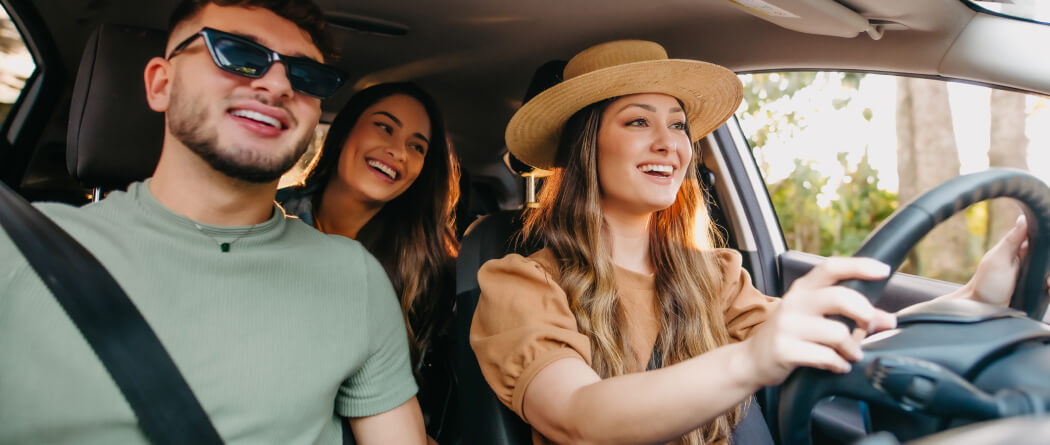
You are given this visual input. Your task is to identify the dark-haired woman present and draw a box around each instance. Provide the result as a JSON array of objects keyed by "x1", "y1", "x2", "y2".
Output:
[{"x1": 278, "y1": 82, "x2": 459, "y2": 443}]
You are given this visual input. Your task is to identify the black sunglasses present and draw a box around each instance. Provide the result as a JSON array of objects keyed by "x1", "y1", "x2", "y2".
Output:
[{"x1": 167, "y1": 27, "x2": 347, "y2": 99}]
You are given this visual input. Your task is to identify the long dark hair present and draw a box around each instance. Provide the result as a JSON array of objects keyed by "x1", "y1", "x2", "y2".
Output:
[{"x1": 302, "y1": 82, "x2": 459, "y2": 366}]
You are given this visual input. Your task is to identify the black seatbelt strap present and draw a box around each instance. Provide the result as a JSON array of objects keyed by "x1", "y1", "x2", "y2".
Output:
[
  {"x1": 645, "y1": 342, "x2": 773, "y2": 444},
  {"x1": 646, "y1": 343, "x2": 663, "y2": 371},
  {"x1": 0, "y1": 182, "x2": 224, "y2": 444}
]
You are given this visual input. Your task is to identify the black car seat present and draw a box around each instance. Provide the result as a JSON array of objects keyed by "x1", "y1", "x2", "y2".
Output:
[
  {"x1": 454, "y1": 150, "x2": 553, "y2": 445},
  {"x1": 453, "y1": 207, "x2": 534, "y2": 445},
  {"x1": 453, "y1": 60, "x2": 566, "y2": 445},
  {"x1": 67, "y1": 24, "x2": 166, "y2": 191}
]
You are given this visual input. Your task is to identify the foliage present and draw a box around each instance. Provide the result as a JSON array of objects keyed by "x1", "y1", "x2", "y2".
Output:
[
  {"x1": 828, "y1": 150, "x2": 897, "y2": 256},
  {"x1": 741, "y1": 72, "x2": 898, "y2": 257},
  {"x1": 767, "y1": 150, "x2": 897, "y2": 257},
  {"x1": 767, "y1": 159, "x2": 826, "y2": 253},
  {"x1": 0, "y1": 15, "x2": 30, "y2": 108},
  {"x1": 739, "y1": 72, "x2": 866, "y2": 150},
  {"x1": 0, "y1": 16, "x2": 23, "y2": 54},
  {"x1": 739, "y1": 72, "x2": 1005, "y2": 283}
]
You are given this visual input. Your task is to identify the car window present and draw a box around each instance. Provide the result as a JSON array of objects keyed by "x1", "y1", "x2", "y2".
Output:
[
  {"x1": 736, "y1": 72, "x2": 1049, "y2": 283},
  {"x1": 0, "y1": 5, "x2": 36, "y2": 126}
]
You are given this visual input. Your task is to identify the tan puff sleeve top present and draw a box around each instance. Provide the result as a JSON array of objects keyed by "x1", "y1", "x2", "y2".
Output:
[{"x1": 470, "y1": 247, "x2": 778, "y2": 422}]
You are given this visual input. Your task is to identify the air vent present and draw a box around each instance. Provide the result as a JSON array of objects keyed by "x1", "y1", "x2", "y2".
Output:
[{"x1": 325, "y1": 13, "x2": 409, "y2": 37}]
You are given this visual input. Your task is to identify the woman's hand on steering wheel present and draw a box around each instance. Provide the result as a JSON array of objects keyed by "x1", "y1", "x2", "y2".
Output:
[
  {"x1": 964, "y1": 215, "x2": 1033, "y2": 306},
  {"x1": 960, "y1": 215, "x2": 1050, "y2": 319},
  {"x1": 743, "y1": 258, "x2": 897, "y2": 387}
]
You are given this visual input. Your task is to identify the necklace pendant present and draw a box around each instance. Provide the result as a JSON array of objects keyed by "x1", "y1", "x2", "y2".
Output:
[{"x1": 221, "y1": 243, "x2": 231, "y2": 252}]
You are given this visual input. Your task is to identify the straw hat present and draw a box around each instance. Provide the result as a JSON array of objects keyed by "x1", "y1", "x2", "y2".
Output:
[{"x1": 505, "y1": 40, "x2": 743, "y2": 169}]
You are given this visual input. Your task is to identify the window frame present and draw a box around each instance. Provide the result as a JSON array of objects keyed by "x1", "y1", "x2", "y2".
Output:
[{"x1": 0, "y1": 0, "x2": 64, "y2": 191}]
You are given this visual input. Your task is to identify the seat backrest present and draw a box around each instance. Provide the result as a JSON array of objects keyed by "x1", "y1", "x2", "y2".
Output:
[
  {"x1": 67, "y1": 24, "x2": 166, "y2": 190},
  {"x1": 453, "y1": 59, "x2": 567, "y2": 445},
  {"x1": 454, "y1": 209, "x2": 536, "y2": 445}
]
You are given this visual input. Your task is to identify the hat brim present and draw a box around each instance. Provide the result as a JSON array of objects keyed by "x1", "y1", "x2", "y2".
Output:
[{"x1": 505, "y1": 59, "x2": 743, "y2": 170}]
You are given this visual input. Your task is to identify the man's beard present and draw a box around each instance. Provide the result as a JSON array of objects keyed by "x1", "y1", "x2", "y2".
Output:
[{"x1": 167, "y1": 84, "x2": 312, "y2": 184}]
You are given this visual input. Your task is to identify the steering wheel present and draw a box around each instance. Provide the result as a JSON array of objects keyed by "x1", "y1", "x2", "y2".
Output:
[{"x1": 776, "y1": 169, "x2": 1050, "y2": 444}]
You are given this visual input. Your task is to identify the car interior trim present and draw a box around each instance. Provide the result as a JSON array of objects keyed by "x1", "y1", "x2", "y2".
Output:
[
  {"x1": 702, "y1": 131, "x2": 757, "y2": 253},
  {"x1": 940, "y1": 13, "x2": 1050, "y2": 94},
  {"x1": 709, "y1": 123, "x2": 781, "y2": 297},
  {"x1": 726, "y1": 117, "x2": 787, "y2": 256},
  {"x1": 0, "y1": 0, "x2": 63, "y2": 191}
]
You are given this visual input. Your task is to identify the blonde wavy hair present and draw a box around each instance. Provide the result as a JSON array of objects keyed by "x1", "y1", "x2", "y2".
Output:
[{"x1": 522, "y1": 98, "x2": 744, "y2": 444}]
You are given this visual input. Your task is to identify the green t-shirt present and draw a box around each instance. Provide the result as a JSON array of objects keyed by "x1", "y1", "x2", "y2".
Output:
[{"x1": 0, "y1": 181, "x2": 417, "y2": 444}]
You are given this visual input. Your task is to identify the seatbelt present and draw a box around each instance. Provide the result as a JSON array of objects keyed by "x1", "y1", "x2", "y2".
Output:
[
  {"x1": 0, "y1": 181, "x2": 224, "y2": 444},
  {"x1": 647, "y1": 339, "x2": 774, "y2": 444}
]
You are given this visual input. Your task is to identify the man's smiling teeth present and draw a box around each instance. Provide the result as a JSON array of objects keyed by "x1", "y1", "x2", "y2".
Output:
[
  {"x1": 230, "y1": 109, "x2": 282, "y2": 129},
  {"x1": 367, "y1": 160, "x2": 397, "y2": 180},
  {"x1": 639, "y1": 164, "x2": 673, "y2": 176}
]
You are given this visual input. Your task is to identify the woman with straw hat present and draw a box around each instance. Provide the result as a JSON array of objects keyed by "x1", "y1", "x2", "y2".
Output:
[{"x1": 469, "y1": 40, "x2": 1032, "y2": 444}]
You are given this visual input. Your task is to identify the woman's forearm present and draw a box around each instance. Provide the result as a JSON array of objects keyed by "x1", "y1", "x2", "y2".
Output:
[{"x1": 527, "y1": 341, "x2": 761, "y2": 445}]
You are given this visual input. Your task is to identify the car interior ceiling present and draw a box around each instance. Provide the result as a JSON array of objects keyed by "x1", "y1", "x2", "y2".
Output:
[{"x1": 10, "y1": 0, "x2": 1050, "y2": 208}]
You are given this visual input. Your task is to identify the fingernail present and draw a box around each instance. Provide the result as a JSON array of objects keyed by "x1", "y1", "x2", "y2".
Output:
[
  {"x1": 840, "y1": 363, "x2": 853, "y2": 374},
  {"x1": 1017, "y1": 215, "x2": 1025, "y2": 226},
  {"x1": 866, "y1": 262, "x2": 891, "y2": 276}
]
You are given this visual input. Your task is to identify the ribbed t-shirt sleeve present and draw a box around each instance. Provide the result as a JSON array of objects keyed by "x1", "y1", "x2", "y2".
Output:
[
  {"x1": 716, "y1": 249, "x2": 779, "y2": 342},
  {"x1": 336, "y1": 251, "x2": 418, "y2": 417},
  {"x1": 470, "y1": 253, "x2": 591, "y2": 421},
  {"x1": 0, "y1": 229, "x2": 19, "y2": 301}
]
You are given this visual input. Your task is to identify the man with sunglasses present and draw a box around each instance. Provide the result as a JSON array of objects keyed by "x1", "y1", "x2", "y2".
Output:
[{"x1": 0, "y1": 0, "x2": 426, "y2": 444}]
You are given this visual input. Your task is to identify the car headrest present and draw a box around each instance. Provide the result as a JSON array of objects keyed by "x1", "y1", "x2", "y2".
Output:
[
  {"x1": 67, "y1": 25, "x2": 167, "y2": 190},
  {"x1": 502, "y1": 59, "x2": 567, "y2": 177}
]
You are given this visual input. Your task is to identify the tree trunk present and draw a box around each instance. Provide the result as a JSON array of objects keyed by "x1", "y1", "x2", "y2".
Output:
[
  {"x1": 986, "y1": 89, "x2": 1029, "y2": 250},
  {"x1": 895, "y1": 78, "x2": 970, "y2": 282}
]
